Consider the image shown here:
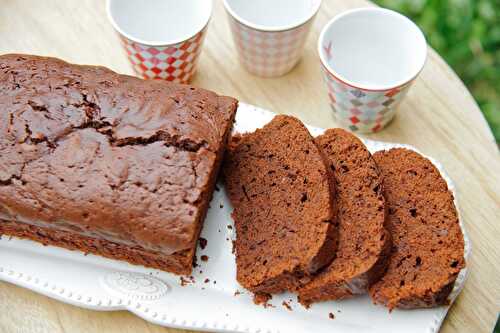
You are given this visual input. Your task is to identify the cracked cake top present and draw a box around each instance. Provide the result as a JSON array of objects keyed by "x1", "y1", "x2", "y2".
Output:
[{"x1": 0, "y1": 54, "x2": 237, "y2": 254}]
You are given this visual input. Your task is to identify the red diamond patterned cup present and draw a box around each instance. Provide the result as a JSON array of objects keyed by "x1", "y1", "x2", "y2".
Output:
[
  {"x1": 318, "y1": 8, "x2": 427, "y2": 133},
  {"x1": 107, "y1": 0, "x2": 211, "y2": 84},
  {"x1": 119, "y1": 29, "x2": 207, "y2": 83},
  {"x1": 224, "y1": 0, "x2": 322, "y2": 77}
]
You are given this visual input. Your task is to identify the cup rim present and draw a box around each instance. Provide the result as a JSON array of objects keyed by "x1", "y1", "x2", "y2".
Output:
[
  {"x1": 106, "y1": 0, "x2": 213, "y2": 46},
  {"x1": 318, "y1": 7, "x2": 427, "y2": 92},
  {"x1": 223, "y1": 0, "x2": 322, "y2": 32}
]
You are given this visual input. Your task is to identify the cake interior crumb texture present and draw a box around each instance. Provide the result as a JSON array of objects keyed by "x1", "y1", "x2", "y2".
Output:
[
  {"x1": 369, "y1": 148, "x2": 465, "y2": 309},
  {"x1": 223, "y1": 115, "x2": 338, "y2": 294},
  {"x1": 298, "y1": 128, "x2": 390, "y2": 305},
  {"x1": 0, "y1": 54, "x2": 237, "y2": 275}
]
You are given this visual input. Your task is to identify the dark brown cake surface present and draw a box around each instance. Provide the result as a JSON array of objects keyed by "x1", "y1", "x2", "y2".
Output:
[
  {"x1": 0, "y1": 54, "x2": 238, "y2": 274},
  {"x1": 223, "y1": 115, "x2": 338, "y2": 294},
  {"x1": 369, "y1": 148, "x2": 465, "y2": 309},
  {"x1": 298, "y1": 128, "x2": 389, "y2": 305}
]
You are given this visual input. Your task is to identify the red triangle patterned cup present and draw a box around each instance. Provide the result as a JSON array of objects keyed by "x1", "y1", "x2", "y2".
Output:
[{"x1": 318, "y1": 8, "x2": 427, "y2": 133}]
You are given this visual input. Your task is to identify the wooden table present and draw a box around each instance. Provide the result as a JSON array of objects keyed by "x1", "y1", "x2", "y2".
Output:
[{"x1": 1, "y1": 0, "x2": 499, "y2": 332}]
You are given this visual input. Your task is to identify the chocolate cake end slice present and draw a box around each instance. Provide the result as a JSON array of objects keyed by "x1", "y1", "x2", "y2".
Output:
[{"x1": 369, "y1": 148, "x2": 465, "y2": 310}]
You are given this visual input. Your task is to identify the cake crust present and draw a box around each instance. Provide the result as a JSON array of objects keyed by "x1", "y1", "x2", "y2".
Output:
[
  {"x1": 298, "y1": 128, "x2": 390, "y2": 305},
  {"x1": 223, "y1": 115, "x2": 338, "y2": 294},
  {"x1": 369, "y1": 148, "x2": 465, "y2": 309},
  {"x1": 0, "y1": 54, "x2": 238, "y2": 274},
  {"x1": 0, "y1": 219, "x2": 193, "y2": 275}
]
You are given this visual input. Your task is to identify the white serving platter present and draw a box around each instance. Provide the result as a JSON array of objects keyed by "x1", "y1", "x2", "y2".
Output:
[{"x1": 0, "y1": 103, "x2": 470, "y2": 333}]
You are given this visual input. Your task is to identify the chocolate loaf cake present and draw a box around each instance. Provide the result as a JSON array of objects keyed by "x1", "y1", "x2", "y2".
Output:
[
  {"x1": 223, "y1": 115, "x2": 338, "y2": 295},
  {"x1": 298, "y1": 128, "x2": 390, "y2": 305},
  {"x1": 369, "y1": 148, "x2": 465, "y2": 309},
  {"x1": 0, "y1": 54, "x2": 238, "y2": 275}
]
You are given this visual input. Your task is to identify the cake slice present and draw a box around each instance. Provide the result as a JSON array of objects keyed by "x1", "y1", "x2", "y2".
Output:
[
  {"x1": 369, "y1": 148, "x2": 465, "y2": 309},
  {"x1": 298, "y1": 128, "x2": 390, "y2": 305},
  {"x1": 223, "y1": 115, "x2": 338, "y2": 295}
]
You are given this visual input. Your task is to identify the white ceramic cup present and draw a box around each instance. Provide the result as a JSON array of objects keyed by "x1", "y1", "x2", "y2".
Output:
[
  {"x1": 318, "y1": 8, "x2": 427, "y2": 133},
  {"x1": 224, "y1": 0, "x2": 322, "y2": 77},
  {"x1": 107, "y1": 0, "x2": 212, "y2": 83}
]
